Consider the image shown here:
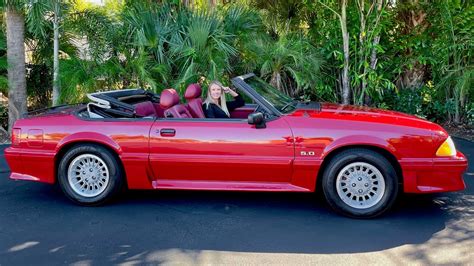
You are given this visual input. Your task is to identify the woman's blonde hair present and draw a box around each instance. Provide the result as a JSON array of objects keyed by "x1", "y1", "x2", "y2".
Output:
[{"x1": 204, "y1": 80, "x2": 230, "y2": 117}]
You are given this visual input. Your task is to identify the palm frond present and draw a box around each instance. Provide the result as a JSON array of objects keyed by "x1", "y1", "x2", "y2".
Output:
[{"x1": 26, "y1": 0, "x2": 51, "y2": 38}]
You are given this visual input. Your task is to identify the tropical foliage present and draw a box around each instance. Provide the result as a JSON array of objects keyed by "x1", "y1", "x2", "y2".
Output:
[{"x1": 0, "y1": 0, "x2": 473, "y2": 132}]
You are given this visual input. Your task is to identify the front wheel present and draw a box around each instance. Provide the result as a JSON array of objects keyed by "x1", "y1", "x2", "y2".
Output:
[
  {"x1": 58, "y1": 144, "x2": 124, "y2": 205},
  {"x1": 322, "y1": 148, "x2": 399, "y2": 218}
]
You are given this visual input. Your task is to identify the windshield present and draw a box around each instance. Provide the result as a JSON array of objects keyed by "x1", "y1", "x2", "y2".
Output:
[{"x1": 243, "y1": 76, "x2": 296, "y2": 113}]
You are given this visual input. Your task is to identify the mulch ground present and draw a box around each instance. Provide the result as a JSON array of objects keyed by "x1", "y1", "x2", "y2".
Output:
[
  {"x1": 444, "y1": 124, "x2": 474, "y2": 142},
  {"x1": 0, "y1": 127, "x2": 8, "y2": 144}
]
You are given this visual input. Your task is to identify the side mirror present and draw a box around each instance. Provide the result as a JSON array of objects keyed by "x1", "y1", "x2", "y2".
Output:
[{"x1": 248, "y1": 112, "x2": 266, "y2": 129}]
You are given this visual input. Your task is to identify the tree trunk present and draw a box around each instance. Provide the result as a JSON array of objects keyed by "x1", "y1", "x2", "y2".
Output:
[
  {"x1": 397, "y1": 0, "x2": 428, "y2": 90},
  {"x1": 454, "y1": 96, "x2": 460, "y2": 124},
  {"x1": 182, "y1": 0, "x2": 193, "y2": 8},
  {"x1": 52, "y1": 0, "x2": 60, "y2": 106},
  {"x1": 370, "y1": 0, "x2": 384, "y2": 71},
  {"x1": 369, "y1": 36, "x2": 380, "y2": 69},
  {"x1": 398, "y1": 63, "x2": 426, "y2": 89},
  {"x1": 359, "y1": 0, "x2": 367, "y2": 105},
  {"x1": 365, "y1": 0, "x2": 384, "y2": 105},
  {"x1": 340, "y1": 0, "x2": 350, "y2": 104},
  {"x1": 6, "y1": 7, "x2": 27, "y2": 133},
  {"x1": 270, "y1": 71, "x2": 283, "y2": 94},
  {"x1": 209, "y1": 0, "x2": 217, "y2": 8}
]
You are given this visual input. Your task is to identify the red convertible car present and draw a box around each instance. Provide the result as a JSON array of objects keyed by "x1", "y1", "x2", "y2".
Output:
[{"x1": 5, "y1": 73, "x2": 468, "y2": 218}]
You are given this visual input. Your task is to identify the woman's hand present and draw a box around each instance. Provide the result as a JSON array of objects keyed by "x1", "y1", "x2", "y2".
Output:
[{"x1": 223, "y1": 86, "x2": 238, "y2": 97}]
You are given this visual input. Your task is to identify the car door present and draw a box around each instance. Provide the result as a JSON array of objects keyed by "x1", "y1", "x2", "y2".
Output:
[{"x1": 148, "y1": 117, "x2": 294, "y2": 184}]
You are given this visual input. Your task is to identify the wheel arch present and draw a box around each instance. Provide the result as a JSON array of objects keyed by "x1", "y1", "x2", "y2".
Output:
[
  {"x1": 316, "y1": 144, "x2": 403, "y2": 192},
  {"x1": 54, "y1": 135, "x2": 125, "y2": 186}
]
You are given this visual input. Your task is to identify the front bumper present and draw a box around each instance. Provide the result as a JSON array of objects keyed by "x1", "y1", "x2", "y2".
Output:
[{"x1": 402, "y1": 151, "x2": 468, "y2": 193}]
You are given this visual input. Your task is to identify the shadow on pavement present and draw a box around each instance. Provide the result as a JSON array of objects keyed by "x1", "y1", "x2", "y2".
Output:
[{"x1": 0, "y1": 182, "x2": 456, "y2": 264}]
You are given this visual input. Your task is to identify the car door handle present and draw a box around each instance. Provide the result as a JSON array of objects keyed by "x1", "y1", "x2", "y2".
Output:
[{"x1": 160, "y1": 128, "x2": 176, "y2": 137}]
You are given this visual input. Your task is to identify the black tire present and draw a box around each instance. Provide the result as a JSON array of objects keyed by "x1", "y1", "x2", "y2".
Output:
[
  {"x1": 58, "y1": 144, "x2": 124, "y2": 206},
  {"x1": 322, "y1": 148, "x2": 399, "y2": 218}
]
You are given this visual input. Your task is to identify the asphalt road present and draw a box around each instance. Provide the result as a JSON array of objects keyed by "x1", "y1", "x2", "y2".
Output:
[{"x1": 0, "y1": 138, "x2": 472, "y2": 265}]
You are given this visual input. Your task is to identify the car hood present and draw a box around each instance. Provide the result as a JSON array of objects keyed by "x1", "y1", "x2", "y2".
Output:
[
  {"x1": 289, "y1": 102, "x2": 446, "y2": 133},
  {"x1": 320, "y1": 102, "x2": 419, "y2": 119}
]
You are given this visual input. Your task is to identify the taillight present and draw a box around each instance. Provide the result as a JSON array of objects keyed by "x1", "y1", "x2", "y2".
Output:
[{"x1": 12, "y1": 128, "x2": 21, "y2": 146}]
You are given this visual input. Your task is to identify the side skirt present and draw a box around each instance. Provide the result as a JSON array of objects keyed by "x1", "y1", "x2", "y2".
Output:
[{"x1": 152, "y1": 180, "x2": 311, "y2": 192}]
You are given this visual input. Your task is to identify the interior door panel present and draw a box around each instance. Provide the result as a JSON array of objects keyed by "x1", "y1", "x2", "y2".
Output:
[{"x1": 230, "y1": 104, "x2": 257, "y2": 119}]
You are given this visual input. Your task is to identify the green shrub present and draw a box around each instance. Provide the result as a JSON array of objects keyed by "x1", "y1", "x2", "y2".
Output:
[
  {"x1": 466, "y1": 103, "x2": 474, "y2": 126},
  {"x1": 0, "y1": 104, "x2": 7, "y2": 130},
  {"x1": 383, "y1": 85, "x2": 456, "y2": 123}
]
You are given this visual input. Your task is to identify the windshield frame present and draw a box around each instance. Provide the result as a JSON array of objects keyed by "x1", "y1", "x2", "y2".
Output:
[
  {"x1": 231, "y1": 74, "x2": 283, "y2": 118},
  {"x1": 247, "y1": 76, "x2": 297, "y2": 114},
  {"x1": 232, "y1": 73, "x2": 297, "y2": 116}
]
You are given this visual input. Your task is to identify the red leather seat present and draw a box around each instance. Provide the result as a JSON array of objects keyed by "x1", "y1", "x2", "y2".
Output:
[
  {"x1": 185, "y1": 83, "x2": 205, "y2": 118},
  {"x1": 152, "y1": 103, "x2": 165, "y2": 118},
  {"x1": 160, "y1": 88, "x2": 193, "y2": 118},
  {"x1": 134, "y1": 101, "x2": 158, "y2": 117}
]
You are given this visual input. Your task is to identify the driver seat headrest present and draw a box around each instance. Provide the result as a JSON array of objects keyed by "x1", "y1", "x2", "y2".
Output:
[
  {"x1": 184, "y1": 84, "x2": 202, "y2": 100},
  {"x1": 160, "y1": 89, "x2": 180, "y2": 109}
]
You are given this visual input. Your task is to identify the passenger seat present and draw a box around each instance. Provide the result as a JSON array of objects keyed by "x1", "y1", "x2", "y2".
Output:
[
  {"x1": 134, "y1": 101, "x2": 158, "y2": 118},
  {"x1": 185, "y1": 83, "x2": 205, "y2": 118},
  {"x1": 160, "y1": 88, "x2": 193, "y2": 118}
]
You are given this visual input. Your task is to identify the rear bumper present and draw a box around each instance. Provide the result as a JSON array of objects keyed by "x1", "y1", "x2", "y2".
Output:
[
  {"x1": 5, "y1": 147, "x2": 55, "y2": 184},
  {"x1": 402, "y1": 151, "x2": 468, "y2": 193},
  {"x1": 4, "y1": 147, "x2": 23, "y2": 174}
]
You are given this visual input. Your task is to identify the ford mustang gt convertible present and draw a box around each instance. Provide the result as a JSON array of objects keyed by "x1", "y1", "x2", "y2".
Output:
[{"x1": 5, "y1": 73, "x2": 468, "y2": 218}]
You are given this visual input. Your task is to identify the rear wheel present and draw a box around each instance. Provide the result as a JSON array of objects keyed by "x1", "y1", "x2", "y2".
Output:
[
  {"x1": 322, "y1": 148, "x2": 398, "y2": 218},
  {"x1": 58, "y1": 144, "x2": 123, "y2": 205}
]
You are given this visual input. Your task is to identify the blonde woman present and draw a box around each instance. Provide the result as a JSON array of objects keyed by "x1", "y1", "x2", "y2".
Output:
[{"x1": 203, "y1": 81, "x2": 244, "y2": 118}]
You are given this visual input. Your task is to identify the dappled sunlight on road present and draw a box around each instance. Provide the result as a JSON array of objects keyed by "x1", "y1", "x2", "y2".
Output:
[
  {"x1": 8, "y1": 241, "x2": 39, "y2": 252},
  {"x1": 93, "y1": 194, "x2": 474, "y2": 265},
  {"x1": 0, "y1": 187, "x2": 472, "y2": 265},
  {"x1": 49, "y1": 245, "x2": 66, "y2": 253},
  {"x1": 398, "y1": 194, "x2": 474, "y2": 265}
]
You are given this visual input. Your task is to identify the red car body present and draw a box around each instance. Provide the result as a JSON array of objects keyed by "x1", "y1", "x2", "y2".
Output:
[
  {"x1": 4, "y1": 74, "x2": 468, "y2": 217},
  {"x1": 5, "y1": 102, "x2": 467, "y2": 192}
]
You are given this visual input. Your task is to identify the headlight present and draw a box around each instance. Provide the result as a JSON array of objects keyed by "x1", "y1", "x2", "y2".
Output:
[{"x1": 436, "y1": 136, "x2": 456, "y2": 156}]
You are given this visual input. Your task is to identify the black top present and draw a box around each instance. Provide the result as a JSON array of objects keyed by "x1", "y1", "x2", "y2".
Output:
[{"x1": 203, "y1": 94, "x2": 245, "y2": 118}]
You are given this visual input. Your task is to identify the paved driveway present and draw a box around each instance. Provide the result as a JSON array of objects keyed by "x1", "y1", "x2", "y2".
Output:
[{"x1": 0, "y1": 138, "x2": 472, "y2": 265}]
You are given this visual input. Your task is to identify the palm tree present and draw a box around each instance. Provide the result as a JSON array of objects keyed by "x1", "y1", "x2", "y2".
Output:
[
  {"x1": 52, "y1": 0, "x2": 60, "y2": 105},
  {"x1": 3, "y1": 0, "x2": 27, "y2": 133},
  {"x1": 125, "y1": 2, "x2": 239, "y2": 90},
  {"x1": 0, "y1": 18, "x2": 8, "y2": 96},
  {"x1": 1, "y1": 0, "x2": 66, "y2": 132},
  {"x1": 26, "y1": 0, "x2": 67, "y2": 106},
  {"x1": 168, "y1": 10, "x2": 237, "y2": 88},
  {"x1": 248, "y1": 30, "x2": 323, "y2": 98},
  {"x1": 58, "y1": 2, "x2": 170, "y2": 102},
  {"x1": 221, "y1": 4, "x2": 263, "y2": 76},
  {"x1": 0, "y1": 20, "x2": 8, "y2": 132}
]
